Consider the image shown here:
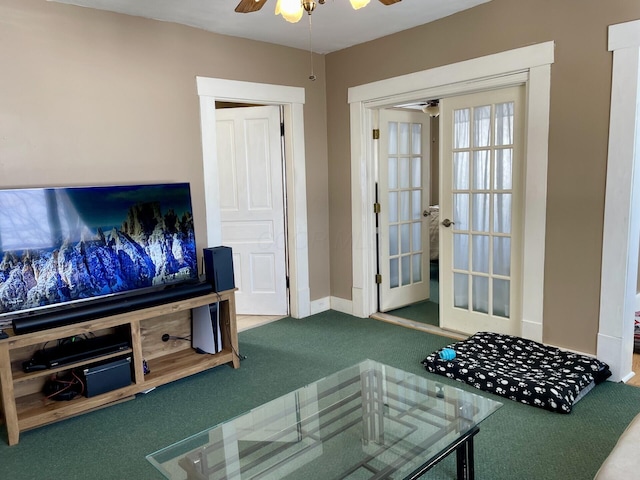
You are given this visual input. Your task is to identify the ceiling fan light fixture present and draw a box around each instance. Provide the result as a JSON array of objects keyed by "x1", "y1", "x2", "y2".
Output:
[
  {"x1": 422, "y1": 100, "x2": 440, "y2": 117},
  {"x1": 349, "y1": 0, "x2": 371, "y2": 9},
  {"x1": 275, "y1": 0, "x2": 304, "y2": 23}
]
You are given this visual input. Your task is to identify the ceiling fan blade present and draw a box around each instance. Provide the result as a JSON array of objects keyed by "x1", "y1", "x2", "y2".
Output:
[
  {"x1": 235, "y1": 0, "x2": 269, "y2": 14},
  {"x1": 378, "y1": 0, "x2": 402, "y2": 5}
]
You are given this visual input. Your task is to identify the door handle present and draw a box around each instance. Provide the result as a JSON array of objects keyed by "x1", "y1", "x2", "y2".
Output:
[{"x1": 441, "y1": 218, "x2": 455, "y2": 227}]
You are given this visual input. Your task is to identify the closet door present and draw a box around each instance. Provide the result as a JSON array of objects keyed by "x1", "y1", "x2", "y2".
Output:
[{"x1": 216, "y1": 106, "x2": 288, "y2": 315}]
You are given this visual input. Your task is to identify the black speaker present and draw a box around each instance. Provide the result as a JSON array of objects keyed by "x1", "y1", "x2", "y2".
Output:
[{"x1": 203, "y1": 246, "x2": 235, "y2": 292}]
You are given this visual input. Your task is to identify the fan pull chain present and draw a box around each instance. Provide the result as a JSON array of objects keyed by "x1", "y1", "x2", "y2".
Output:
[{"x1": 308, "y1": 13, "x2": 316, "y2": 81}]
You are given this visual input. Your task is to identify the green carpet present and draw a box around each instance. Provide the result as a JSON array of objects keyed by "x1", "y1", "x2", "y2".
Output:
[
  {"x1": 387, "y1": 300, "x2": 439, "y2": 327},
  {"x1": 2, "y1": 311, "x2": 640, "y2": 479},
  {"x1": 386, "y1": 264, "x2": 439, "y2": 326}
]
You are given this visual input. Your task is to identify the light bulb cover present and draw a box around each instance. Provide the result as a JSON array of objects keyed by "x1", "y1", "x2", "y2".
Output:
[
  {"x1": 275, "y1": 0, "x2": 304, "y2": 23},
  {"x1": 349, "y1": 0, "x2": 370, "y2": 9},
  {"x1": 422, "y1": 103, "x2": 440, "y2": 117}
]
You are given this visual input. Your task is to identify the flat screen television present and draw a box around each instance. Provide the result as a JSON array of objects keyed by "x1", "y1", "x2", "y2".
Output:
[{"x1": 0, "y1": 183, "x2": 199, "y2": 326}]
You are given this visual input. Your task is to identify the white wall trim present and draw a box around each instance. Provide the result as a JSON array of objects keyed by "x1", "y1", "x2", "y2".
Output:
[
  {"x1": 609, "y1": 19, "x2": 640, "y2": 51},
  {"x1": 521, "y1": 319, "x2": 544, "y2": 343},
  {"x1": 598, "y1": 21, "x2": 640, "y2": 382},
  {"x1": 547, "y1": 344, "x2": 595, "y2": 359},
  {"x1": 348, "y1": 42, "x2": 554, "y2": 104},
  {"x1": 196, "y1": 77, "x2": 311, "y2": 319},
  {"x1": 310, "y1": 296, "x2": 331, "y2": 315},
  {"x1": 636, "y1": 293, "x2": 640, "y2": 312},
  {"x1": 520, "y1": 64, "x2": 551, "y2": 343},
  {"x1": 349, "y1": 99, "x2": 378, "y2": 318},
  {"x1": 348, "y1": 42, "x2": 554, "y2": 345},
  {"x1": 621, "y1": 370, "x2": 637, "y2": 384},
  {"x1": 197, "y1": 78, "x2": 305, "y2": 105},
  {"x1": 598, "y1": 332, "x2": 636, "y2": 384},
  {"x1": 330, "y1": 296, "x2": 353, "y2": 315}
]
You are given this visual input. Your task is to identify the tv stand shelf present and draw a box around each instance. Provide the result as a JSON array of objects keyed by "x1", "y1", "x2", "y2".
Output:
[{"x1": 0, "y1": 289, "x2": 238, "y2": 446}]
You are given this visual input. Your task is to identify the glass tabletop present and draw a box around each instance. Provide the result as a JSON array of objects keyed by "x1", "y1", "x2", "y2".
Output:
[{"x1": 147, "y1": 359, "x2": 502, "y2": 480}]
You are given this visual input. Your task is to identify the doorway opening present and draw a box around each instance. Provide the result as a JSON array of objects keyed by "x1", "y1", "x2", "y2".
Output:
[
  {"x1": 373, "y1": 81, "x2": 527, "y2": 341},
  {"x1": 349, "y1": 42, "x2": 553, "y2": 344},
  {"x1": 214, "y1": 103, "x2": 289, "y2": 317},
  {"x1": 196, "y1": 77, "x2": 311, "y2": 319},
  {"x1": 372, "y1": 105, "x2": 441, "y2": 333}
]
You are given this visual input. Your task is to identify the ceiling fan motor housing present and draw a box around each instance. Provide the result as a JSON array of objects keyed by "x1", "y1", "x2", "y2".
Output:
[{"x1": 302, "y1": 0, "x2": 317, "y2": 13}]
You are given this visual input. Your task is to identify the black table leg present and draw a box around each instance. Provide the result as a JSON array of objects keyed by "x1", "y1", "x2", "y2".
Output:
[
  {"x1": 405, "y1": 425, "x2": 479, "y2": 480},
  {"x1": 456, "y1": 434, "x2": 475, "y2": 480}
]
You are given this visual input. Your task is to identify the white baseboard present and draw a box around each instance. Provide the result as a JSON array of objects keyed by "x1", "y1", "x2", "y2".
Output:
[
  {"x1": 636, "y1": 292, "x2": 640, "y2": 312},
  {"x1": 621, "y1": 370, "x2": 636, "y2": 384},
  {"x1": 330, "y1": 296, "x2": 353, "y2": 315},
  {"x1": 309, "y1": 296, "x2": 354, "y2": 316},
  {"x1": 521, "y1": 319, "x2": 543, "y2": 343},
  {"x1": 310, "y1": 297, "x2": 331, "y2": 315},
  {"x1": 597, "y1": 332, "x2": 633, "y2": 383},
  {"x1": 547, "y1": 343, "x2": 594, "y2": 358}
]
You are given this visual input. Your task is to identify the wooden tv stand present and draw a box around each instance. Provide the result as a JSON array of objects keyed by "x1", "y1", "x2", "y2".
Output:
[{"x1": 0, "y1": 289, "x2": 238, "y2": 446}]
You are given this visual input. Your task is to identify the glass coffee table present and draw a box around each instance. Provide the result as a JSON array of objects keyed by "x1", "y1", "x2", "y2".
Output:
[{"x1": 147, "y1": 360, "x2": 502, "y2": 480}]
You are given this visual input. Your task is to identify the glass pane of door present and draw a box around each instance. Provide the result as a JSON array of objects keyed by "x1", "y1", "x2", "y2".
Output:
[{"x1": 387, "y1": 120, "x2": 424, "y2": 290}]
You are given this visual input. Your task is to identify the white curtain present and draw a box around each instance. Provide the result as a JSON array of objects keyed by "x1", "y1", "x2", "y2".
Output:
[{"x1": 451, "y1": 102, "x2": 514, "y2": 318}]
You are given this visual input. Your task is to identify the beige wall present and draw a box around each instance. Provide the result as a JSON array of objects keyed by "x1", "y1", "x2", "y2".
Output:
[
  {"x1": 4, "y1": 0, "x2": 639, "y2": 352},
  {"x1": 325, "y1": 0, "x2": 640, "y2": 354},
  {"x1": 0, "y1": 0, "x2": 330, "y2": 302}
]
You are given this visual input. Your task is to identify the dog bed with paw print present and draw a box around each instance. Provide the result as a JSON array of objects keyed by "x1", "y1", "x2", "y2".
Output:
[{"x1": 422, "y1": 331, "x2": 611, "y2": 413}]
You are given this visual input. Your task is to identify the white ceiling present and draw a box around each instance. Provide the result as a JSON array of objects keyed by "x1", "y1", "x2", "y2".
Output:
[{"x1": 48, "y1": 0, "x2": 490, "y2": 54}]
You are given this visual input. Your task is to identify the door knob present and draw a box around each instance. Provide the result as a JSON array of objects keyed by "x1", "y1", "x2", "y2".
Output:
[{"x1": 441, "y1": 218, "x2": 455, "y2": 227}]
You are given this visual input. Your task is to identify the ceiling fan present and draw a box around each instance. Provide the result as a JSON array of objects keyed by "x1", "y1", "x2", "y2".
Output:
[
  {"x1": 236, "y1": 0, "x2": 402, "y2": 19},
  {"x1": 235, "y1": 0, "x2": 402, "y2": 80}
]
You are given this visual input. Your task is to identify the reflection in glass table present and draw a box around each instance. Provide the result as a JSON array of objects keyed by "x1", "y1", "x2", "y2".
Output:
[{"x1": 147, "y1": 359, "x2": 502, "y2": 480}]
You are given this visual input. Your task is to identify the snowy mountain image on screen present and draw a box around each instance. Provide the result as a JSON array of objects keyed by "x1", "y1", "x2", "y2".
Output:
[{"x1": 0, "y1": 184, "x2": 197, "y2": 315}]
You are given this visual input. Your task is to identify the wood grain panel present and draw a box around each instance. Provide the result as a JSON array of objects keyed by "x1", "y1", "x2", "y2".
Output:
[{"x1": 140, "y1": 311, "x2": 192, "y2": 361}]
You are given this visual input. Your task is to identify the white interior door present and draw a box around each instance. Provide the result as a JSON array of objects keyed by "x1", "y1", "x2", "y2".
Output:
[
  {"x1": 439, "y1": 86, "x2": 525, "y2": 336},
  {"x1": 378, "y1": 109, "x2": 431, "y2": 312},
  {"x1": 215, "y1": 105, "x2": 288, "y2": 315}
]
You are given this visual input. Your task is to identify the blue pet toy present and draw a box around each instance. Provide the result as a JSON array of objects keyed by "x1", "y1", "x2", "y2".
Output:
[{"x1": 438, "y1": 348, "x2": 456, "y2": 361}]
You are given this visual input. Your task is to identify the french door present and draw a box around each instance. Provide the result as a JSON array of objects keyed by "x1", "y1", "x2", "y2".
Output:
[
  {"x1": 378, "y1": 108, "x2": 431, "y2": 312},
  {"x1": 439, "y1": 86, "x2": 525, "y2": 335}
]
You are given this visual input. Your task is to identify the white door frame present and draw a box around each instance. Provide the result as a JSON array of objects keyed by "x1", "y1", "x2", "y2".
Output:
[
  {"x1": 348, "y1": 42, "x2": 554, "y2": 343},
  {"x1": 598, "y1": 20, "x2": 640, "y2": 383},
  {"x1": 196, "y1": 77, "x2": 311, "y2": 318}
]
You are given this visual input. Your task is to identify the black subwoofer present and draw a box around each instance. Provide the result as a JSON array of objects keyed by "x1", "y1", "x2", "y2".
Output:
[{"x1": 203, "y1": 246, "x2": 235, "y2": 292}]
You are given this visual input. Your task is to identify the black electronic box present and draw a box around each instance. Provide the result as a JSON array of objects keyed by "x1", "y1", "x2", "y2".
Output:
[{"x1": 82, "y1": 357, "x2": 132, "y2": 398}]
